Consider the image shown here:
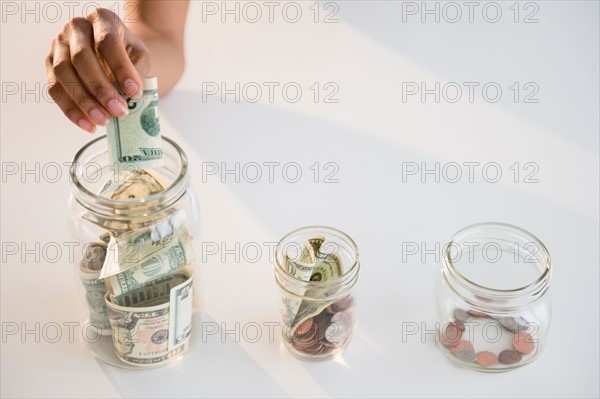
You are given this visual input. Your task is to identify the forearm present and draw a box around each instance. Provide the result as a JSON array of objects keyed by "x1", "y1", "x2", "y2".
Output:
[
  {"x1": 127, "y1": 25, "x2": 185, "y2": 95},
  {"x1": 125, "y1": 0, "x2": 189, "y2": 96}
]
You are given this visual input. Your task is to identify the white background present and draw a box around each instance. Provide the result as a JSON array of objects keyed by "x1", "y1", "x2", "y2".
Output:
[{"x1": 1, "y1": 1, "x2": 599, "y2": 397}]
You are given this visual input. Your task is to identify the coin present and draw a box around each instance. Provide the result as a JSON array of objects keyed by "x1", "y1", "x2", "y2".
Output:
[
  {"x1": 475, "y1": 351, "x2": 498, "y2": 367},
  {"x1": 333, "y1": 296, "x2": 354, "y2": 312},
  {"x1": 80, "y1": 242, "x2": 107, "y2": 271},
  {"x1": 325, "y1": 304, "x2": 337, "y2": 315},
  {"x1": 451, "y1": 340, "x2": 475, "y2": 362},
  {"x1": 294, "y1": 318, "x2": 313, "y2": 337},
  {"x1": 498, "y1": 316, "x2": 528, "y2": 333},
  {"x1": 440, "y1": 322, "x2": 463, "y2": 348},
  {"x1": 467, "y1": 310, "x2": 489, "y2": 318},
  {"x1": 450, "y1": 340, "x2": 474, "y2": 354},
  {"x1": 499, "y1": 349, "x2": 523, "y2": 365},
  {"x1": 297, "y1": 322, "x2": 318, "y2": 343},
  {"x1": 512, "y1": 331, "x2": 535, "y2": 354},
  {"x1": 302, "y1": 344, "x2": 324, "y2": 355},
  {"x1": 453, "y1": 309, "x2": 470, "y2": 322}
]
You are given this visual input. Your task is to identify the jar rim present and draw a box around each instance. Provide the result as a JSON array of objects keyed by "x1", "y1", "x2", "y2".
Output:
[
  {"x1": 69, "y1": 135, "x2": 188, "y2": 215},
  {"x1": 444, "y1": 222, "x2": 551, "y2": 298},
  {"x1": 274, "y1": 225, "x2": 360, "y2": 287}
]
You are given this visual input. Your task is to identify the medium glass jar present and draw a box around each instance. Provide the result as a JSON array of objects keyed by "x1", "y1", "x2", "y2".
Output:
[
  {"x1": 436, "y1": 222, "x2": 552, "y2": 372},
  {"x1": 274, "y1": 226, "x2": 360, "y2": 361},
  {"x1": 67, "y1": 135, "x2": 202, "y2": 368}
]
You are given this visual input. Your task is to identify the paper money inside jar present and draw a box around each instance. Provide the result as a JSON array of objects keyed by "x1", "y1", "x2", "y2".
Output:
[
  {"x1": 435, "y1": 222, "x2": 552, "y2": 372},
  {"x1": 274, "y1": 226, "x2": 360, "y2": 361},
  {"x1": 67, "y1": 77, "x2": 202, "y2": 368}
]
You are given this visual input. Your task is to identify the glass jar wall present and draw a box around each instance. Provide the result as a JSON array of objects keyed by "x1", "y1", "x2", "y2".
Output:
[
  {"x1": 436, "y1": 222, "x2": 551, "y2": 372},
  {"x1": 67, "y1": 135, "x2": 202, "y2": 368},
  {"x1": 274, "y1": 226, "x2": 360, "y2": 361}
]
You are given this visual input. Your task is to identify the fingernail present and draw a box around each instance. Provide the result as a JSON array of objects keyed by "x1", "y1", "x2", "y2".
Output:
[
  {"x1": 108, "y1": 99, "x2": 129, "y2": 117},
  {"x1": 90, "y1": 108, "x2": 109, "y2": 126},
  {"x1": 123, "y1": 79, "x2": 142, "y2": 98},
  {"x1": 78, "y1": 119, "x2": 96, "y2": 133}
]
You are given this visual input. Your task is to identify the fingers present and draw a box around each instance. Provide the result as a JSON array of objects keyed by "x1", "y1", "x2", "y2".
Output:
[
  {"x1": 46, "y1": 8, "x2": 152, "y2": 133},
  {"x1": 46, "y1": 52, "x2": 96, "y2": 133},
  {"x1": 67, "y1": 17, "x2": 129, "y2": 118},
  {"x1": 50, "y1": 36, "x2": 112, "y2": 127},
  {"x1": 88, "y1": 8, "x2": 145, "y2": 99}
]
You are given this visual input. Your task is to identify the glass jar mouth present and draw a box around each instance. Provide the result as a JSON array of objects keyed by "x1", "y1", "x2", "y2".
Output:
[
  {"x1": 444, "y1": 222, "x2": 551, "y2": 299},
  {"x1": 274, "y1": 225, "x2": 360, "y2": 287},
  {"x1": 69, "y1": 135, "x2": 189, "y2": 217}
]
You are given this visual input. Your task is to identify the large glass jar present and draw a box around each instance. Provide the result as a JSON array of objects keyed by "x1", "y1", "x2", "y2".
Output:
[
  {"x1": 274, "y1": 226, "x2": 360, "y2": 361},
  {"x1": 436, "y1": 222, "x2": 552, "y2": 372},
  {"x1": 67, "y1": 135, "x2": 202, "y2": 368}
]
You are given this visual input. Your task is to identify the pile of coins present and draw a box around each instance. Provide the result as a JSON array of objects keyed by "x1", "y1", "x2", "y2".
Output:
[
  {"x1": 439, "y1": 308, "x2": 537, "y2": 368},
  {"x1": 288, "y1": 296, "x2": 354, "y2": 357}
]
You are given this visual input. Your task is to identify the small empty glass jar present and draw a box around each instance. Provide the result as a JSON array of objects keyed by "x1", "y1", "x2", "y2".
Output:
[
  {"x1": 67, "y1": 135, "x2": 202, "y2": 368},
  {"x1": 274, "y1": 226, "x2": 360, "y2": 361},
  {"x1": 435, "y1": 222, "x2": 552, "y2": 372}
]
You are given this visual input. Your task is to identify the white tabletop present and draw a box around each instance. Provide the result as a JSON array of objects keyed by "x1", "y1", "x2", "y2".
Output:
[{"x1": 1, "y1": 1, "x2": 599, "y2": 397}]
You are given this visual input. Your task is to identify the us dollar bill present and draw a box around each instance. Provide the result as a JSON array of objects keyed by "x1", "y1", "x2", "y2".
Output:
[
  {"x1": 291, "y1": 252, "x2": 343, "y2": 327},
  {"x1": 105, "y1": 271, "x2": 193, "y2": 367},
  {"x1": 106, "y1": 77, "x2": 163, "y2": 169},
  {"x1": 100, "y1": 224, "x2": 191, "y2": 279},
  {"x1": 105, "y1": 238, "x2": 193, "y2": 298},
  {"x1": 99, "y1": 169, "x2": 165, "y2": 200},
  {"x1": 79, "y1": 242, "x2": 111, "y2": 334},
  {"x1": 281, "y1": 237, "x2": 343, "y2": 328},
  {"x1": 169, "y1": 274, "x2": 194, "y2": 348}
]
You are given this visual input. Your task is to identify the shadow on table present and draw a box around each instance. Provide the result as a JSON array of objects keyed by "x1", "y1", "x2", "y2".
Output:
[
  {"x1": 96, "y1": 314, "x2": 288, "y2": 398},
  {"x1": 160, "y1": 90, "x2": 448, "y2": 242}
]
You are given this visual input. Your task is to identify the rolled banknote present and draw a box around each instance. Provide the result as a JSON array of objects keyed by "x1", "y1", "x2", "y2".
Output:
[
  {"x1": 79, "y1": 242, "x2": 111, "y2": 335},
  {"x1": 105, "y1": 237, "x2": 194, "y2": 298},
  {"x1": 291, "y1": 252, "x2": 343, "y2": 327},
  {"x1": 106, "y1": 77, "x2": 163, "y2": 169},
  {"x1": 105, "y1": 271, "x2": 194, "y2": 367},
  {"x1": 100, "y1": 224, "x2": 191, "y2": 279},
  {"x1": 281, "y1": 238, "x2": 344, "y2": 328},
  {"x1": 99, "y1": 169, "x2": 165, "y2": 200}
]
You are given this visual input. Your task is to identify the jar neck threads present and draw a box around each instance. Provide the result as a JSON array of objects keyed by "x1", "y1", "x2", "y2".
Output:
[
  {"x1": 442, "y1": 222, "x2": 551, "y2": 313},
  {"x1": 274, "y1": 226, "x2": 360, "y2": 301},
  {"x1": 69, "y1": 135, "x2": 189, "y2": 220}
]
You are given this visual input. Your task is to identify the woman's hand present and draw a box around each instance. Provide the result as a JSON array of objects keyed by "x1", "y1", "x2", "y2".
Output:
[{"x1": 45, "y1": 8, "x2": 150, "y2": 133}]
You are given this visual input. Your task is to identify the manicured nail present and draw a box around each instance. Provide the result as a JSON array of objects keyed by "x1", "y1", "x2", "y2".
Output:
[
  {"x1": 108, "y1": 99, "x2": 129, "y2": 117},
  {"x1": 78, "y1": 119, "x2": 96, "y2": 133},
  {"x1": 90, "y1": 108, "x2": 108, "y2": 126},
  {"x1": 123, "y1": 78, "x2": 142, "y2": 98}
]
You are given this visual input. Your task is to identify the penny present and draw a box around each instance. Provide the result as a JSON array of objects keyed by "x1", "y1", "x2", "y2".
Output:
[
  {"x1": 301, "y1": 344, "x2": 324, "y2": 355},
  {"x1": 512, "y1": 331, "x2": 535, "y2": 354},
  {"x1": 296, "y1": 323, "x2": 318, "y2": 343},
  {"x1": 440, "y1": 323, "x2": 462, "y2": 348},
  {"x1": 294, "y1": 318, "x2": 313, "y2": 337},
  {"x1": 499, "y1": 350, "x2": 523, "y2": 365},
  {"x1": 453, "y1": 309, "x2": 470, "y2": 322},
  {"x1": 451, "y1": 340, "x2": 475, "y2": 362},
  {"x1": 475, "y1": 351, "x2": 498, "y2": 367},
  {"x1": 314, "y1": 318, "x2": 330, "y2": 341},
  {"x1": 467, "y1": 310, "x2": 489, "y2": 318}
]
